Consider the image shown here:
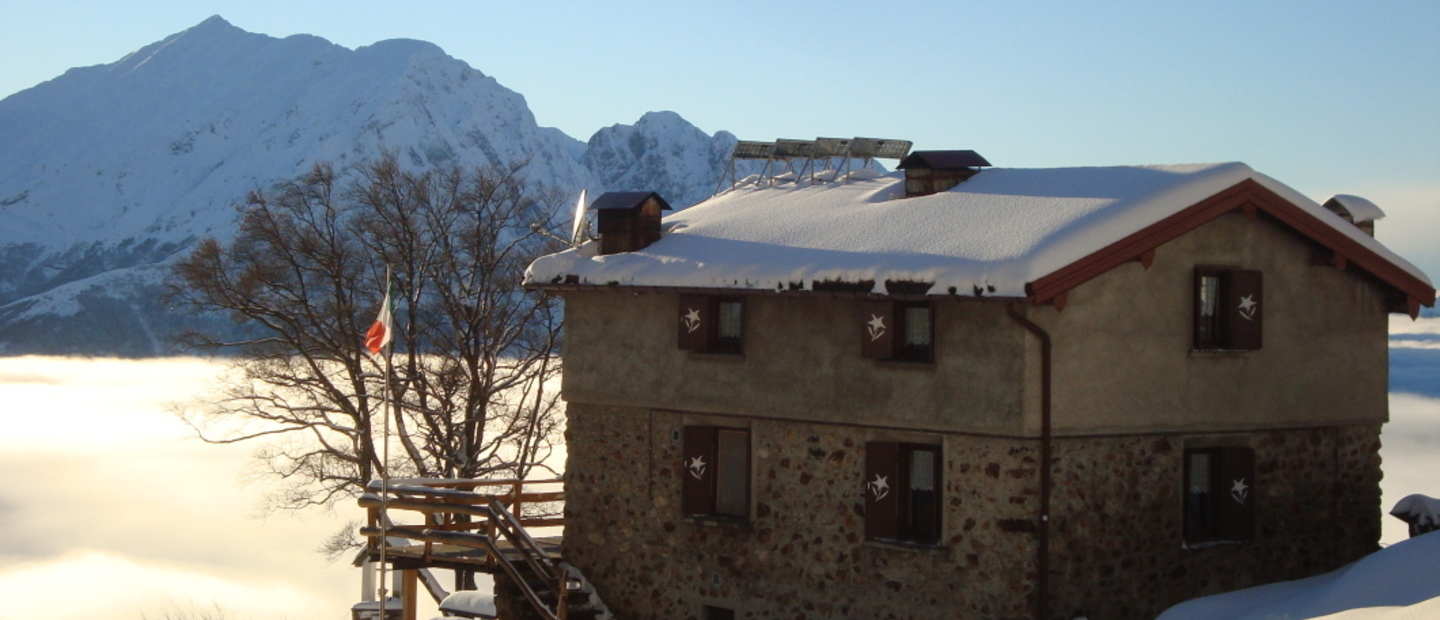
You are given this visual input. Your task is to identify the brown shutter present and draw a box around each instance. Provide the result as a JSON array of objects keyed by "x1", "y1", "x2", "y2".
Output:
[
  {"x1": 860, "y1": 301, "x2": 896, "y2": 360},
  {"x1": 865, "y1": 441, "x2": 900, "y2": 540},
  {"x1": 681, "y1": 426, "x2": 717, "y2": 516},
  {"x1": 678, "y1": 295, "x2": 709, "y2": 351},
  {"x1": 1217, "y1": 447, "x2": 1256, "y2": 541},
  {"x1": 1226, "y1": 270, "x2": 1263, "y2": 350}
]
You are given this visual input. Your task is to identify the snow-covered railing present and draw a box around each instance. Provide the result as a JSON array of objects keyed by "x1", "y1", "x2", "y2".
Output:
[{"x1": 358, "y1": 477, "x2": 577, "y2": 619}]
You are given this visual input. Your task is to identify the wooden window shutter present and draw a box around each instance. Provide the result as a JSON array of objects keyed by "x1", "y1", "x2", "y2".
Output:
[
  {"x1": 860, "y1": 301, "x2": 896, "y2": 360},
  {"x1": 682, "y1": 426, "x2": 717, "y2": 516},
  {"x1": 678, "y1": 295, "x2": 710, "y2": 351},
  {"x1": 1217, "y1": 447, "x2": 1256, "y2": 541},
  {"x1": 1226, "y1": 270, "x2": 1263, "y2": 350},
  {"x1": 865, "y1": 441, "x2": 900, "y2": 540}
]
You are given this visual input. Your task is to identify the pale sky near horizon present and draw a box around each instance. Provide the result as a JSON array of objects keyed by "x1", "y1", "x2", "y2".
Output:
[{"x1": 2, "y1": 0, "x2": 1438, "y2": 274}]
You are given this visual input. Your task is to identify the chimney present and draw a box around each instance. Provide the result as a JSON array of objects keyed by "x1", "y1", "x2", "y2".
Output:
[
  {"x1": 896, "y1": 150, "x2": 991, "y2": 198},
  {"x1": 1322, "y1": 195, "x2": 1384, "y2": 237},
  {"x1": 592, "y1": 191, "x2": 673, "y2": 254}
]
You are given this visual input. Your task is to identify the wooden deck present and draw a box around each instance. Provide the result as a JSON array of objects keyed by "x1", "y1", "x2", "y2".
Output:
[{"x1": 368, "y1": 535, "x2": 564, "y2": 572}]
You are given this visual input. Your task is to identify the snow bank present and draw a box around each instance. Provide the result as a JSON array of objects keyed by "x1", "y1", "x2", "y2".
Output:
[
  {"x1": 1155, "y1": 531, "x2": 1440, "y2": 620},
  {"x1": 526, "y1": 163, "x2": 1429, "y2": 297},
  {"x1": 439, "y1": 590, "x2": 497, "y2": 618}
]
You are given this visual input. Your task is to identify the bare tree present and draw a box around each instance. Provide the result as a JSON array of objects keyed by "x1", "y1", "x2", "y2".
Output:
[{"x1": 171, "y1": 154, "x2": 566, "y2": 510}]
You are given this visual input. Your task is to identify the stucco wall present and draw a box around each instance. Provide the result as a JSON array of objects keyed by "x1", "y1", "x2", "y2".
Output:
[
  {"x1": 1033, "y1": 212, "x2": 1391, "y2": 435},
  {"x1": 561, "y1": 405, "x2": 1383, "y2": 620},
  {"x1": 560, "y1": 292, "x2": 1029, "y2": 435}
]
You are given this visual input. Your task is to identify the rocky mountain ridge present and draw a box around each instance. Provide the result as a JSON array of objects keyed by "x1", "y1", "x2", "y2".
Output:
[{"x1": 0, "y1": 16, "x2": 742, "y2": 355}]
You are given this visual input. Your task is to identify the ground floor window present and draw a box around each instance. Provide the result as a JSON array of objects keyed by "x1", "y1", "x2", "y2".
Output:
[
  {"x1": 865, "y1": 441, "x2": 942, "y2": 544},
  {"x1": 682, "y1": 425, "x2": 750, "y2": 519},
  {"x1": 1184, "y1": 446, "x2": 1255, "y2": 544}
]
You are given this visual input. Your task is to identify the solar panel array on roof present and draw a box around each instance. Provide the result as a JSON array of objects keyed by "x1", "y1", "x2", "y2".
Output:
[
  {"x1": 731, "y1": 141, "x2": 776, "y2": 160},
  {"x1": 848, "y1": 138, "x2": 913, "y2": 160},
  {"x1": 713, "y1": 136, "x2": 917, "y2": 195}
]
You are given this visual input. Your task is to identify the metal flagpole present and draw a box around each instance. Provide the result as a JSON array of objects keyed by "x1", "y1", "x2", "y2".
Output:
[{"x1": 377, "y1": 266, "x2": 394, "y2": 612}]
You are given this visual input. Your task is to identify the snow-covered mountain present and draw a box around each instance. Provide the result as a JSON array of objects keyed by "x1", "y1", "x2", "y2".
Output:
[{"x1": 0, "y1": 16, "x2": 740, "y2": 356}]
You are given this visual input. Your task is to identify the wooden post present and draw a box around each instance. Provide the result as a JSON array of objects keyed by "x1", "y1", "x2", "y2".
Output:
[
  {"x1": 402, "y1": 569, "x2": 418, "y2": 620},
  {"x1": 556, "y1": 570, "x2": 569, "y2": 620}
]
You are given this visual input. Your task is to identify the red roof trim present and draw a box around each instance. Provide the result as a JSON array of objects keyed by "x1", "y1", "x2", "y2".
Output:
[{"x1": 1025, "y1": 179, "x2": 1435, "y2": 308}]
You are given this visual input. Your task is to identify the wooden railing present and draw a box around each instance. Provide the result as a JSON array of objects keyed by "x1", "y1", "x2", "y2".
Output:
[{"x1": 359, "y1": 477, "x2": 570, "y2": 620}]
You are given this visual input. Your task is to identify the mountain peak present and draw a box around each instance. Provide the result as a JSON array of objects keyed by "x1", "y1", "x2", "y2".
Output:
[{"x1": 0, "y1": 20, "x2": 737, "y2": 355}]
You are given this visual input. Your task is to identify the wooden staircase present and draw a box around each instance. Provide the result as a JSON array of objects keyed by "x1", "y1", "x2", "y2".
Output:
[{"x1": 358, "y1": 478, "x2": 611, "y2": 620}]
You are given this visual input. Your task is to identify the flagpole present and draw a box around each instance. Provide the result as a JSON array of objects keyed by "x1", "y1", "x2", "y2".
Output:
[
  {"x1": 378, "y1": 336, "x2": 394, "y2": 609},
  {"x1": 373, "y1": 265, "x2": 394, "y2": 610}
]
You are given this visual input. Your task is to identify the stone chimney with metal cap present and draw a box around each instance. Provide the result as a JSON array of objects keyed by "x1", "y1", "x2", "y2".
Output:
[
  {"x1": 896, "y1": 150, "x2": 992, "y2": 198},
  {"x1": 1322, "y1": 194, "x2": 1384, "y2": 237},
  {"x1": 592, "y1": 191, "x2": 673, "y2": 254}
]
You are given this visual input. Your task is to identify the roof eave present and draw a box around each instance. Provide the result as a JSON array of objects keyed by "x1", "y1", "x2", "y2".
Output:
[{"x1": 1025, "y1": 178, "x2": 1436, "y2": 312}]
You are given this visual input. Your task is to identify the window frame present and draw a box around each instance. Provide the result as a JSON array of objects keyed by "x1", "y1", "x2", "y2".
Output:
[
  {"x1": 682, "y1": 425, "x2": 751, "y2": 521},
  {"x1": 1192, "y1": 267, "x2": 1263, "y2": 351},
  {"x1": 861, "y1": 301, "x2": 935, "y2": 363},
  {"x1": 865, "y1": 441, "x2": 943, "y2": 545},
  {"x1": 679, "y1": 295, "x2": 745, "y2": 355},
  {"x1": 1183, "y1": 446, "x2": 1256, "y2": 545}
]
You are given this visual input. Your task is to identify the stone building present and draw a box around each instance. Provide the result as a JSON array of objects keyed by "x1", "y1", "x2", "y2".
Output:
[{"x1": 523, "y1": 153, "x2": 1434, "y2": 620}]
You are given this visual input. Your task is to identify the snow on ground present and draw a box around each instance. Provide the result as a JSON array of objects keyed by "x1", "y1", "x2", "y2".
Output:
[{"x1": 1155, "y1": 532, "x2": 1440, "y2": 620}]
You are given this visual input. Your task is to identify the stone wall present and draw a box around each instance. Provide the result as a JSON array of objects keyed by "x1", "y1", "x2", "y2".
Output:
[
  {"x1": 563, "y1": 404, "x2": 1383, "y2": 620},
  {"x1": 1046, "y1": 425, "x2": 1382, "y2": 619}
]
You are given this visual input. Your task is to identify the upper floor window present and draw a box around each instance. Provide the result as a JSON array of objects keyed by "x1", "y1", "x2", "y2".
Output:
[
  {"x1": 865, "y1": 441, "x2": 942, "y2": 545},
  {"x1": 862, "y1": 301, "x2": 934, "y2": 363},
  {"x1": 1194, "y1": 268, "x2": 1262, "y2": 351},
  {"x1": 682, "y1": 425, "x2": 751, "y2": 520},
  {"x1": 678, "y1": 295, "x2": 744, "y2": 354},
  {"x1": 1184, "y1": 446, "x2": 1255, "y2": 545}
]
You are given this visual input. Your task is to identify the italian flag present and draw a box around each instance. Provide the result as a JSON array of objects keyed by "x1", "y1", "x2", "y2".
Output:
[{"x1": 365, "y1": 277, "x2": 393, "y2": 356}]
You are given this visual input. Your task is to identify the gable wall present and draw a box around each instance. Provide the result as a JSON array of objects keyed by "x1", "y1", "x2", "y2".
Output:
[
  {"x1": 560, "y1": 291, "x2": 1030, "y2": 434},
  {"x1": 1033, "y1": 212, "x2": 1390, "y2": 435}
]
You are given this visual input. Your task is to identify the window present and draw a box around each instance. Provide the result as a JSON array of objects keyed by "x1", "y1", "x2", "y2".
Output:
[
  {"x1": 861, "y1": 301, "x2": 934, "y2": 362},
  {"x1": 1194, "y1": 268, "x2": 1262, "y2": 351},
  {"x1": 865, "y1": 442, "x2": 942, "y2": 544},
  {"x1": 1184, "y1": 447, "x2": 1255, "y2": 544},
  {"x1": 682, "y1": 426, "x2": 750, "y2": 519},
  {"x1": 678, "y1": 295, "x2": 744, "y2": 354}
]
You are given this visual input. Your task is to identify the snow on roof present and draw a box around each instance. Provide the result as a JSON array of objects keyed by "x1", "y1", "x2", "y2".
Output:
[
  {"x1": 1391, "y1": 494, "x2": 1440, "y2": 527},
  {"x1": 1155, "y1": 531, "x2": 1440, "y2": 620},
  {"x1": 1327, "y1": 194, "x2": 1387, "y2": 223},
  {"x1": 525, "y1": 162, "x2": 1431, "y2": 297}
]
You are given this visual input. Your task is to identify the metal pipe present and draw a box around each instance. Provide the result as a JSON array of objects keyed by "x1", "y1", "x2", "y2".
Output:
[{"x1": 1006, "y1": 302, "x2": 1053, "y2": 620}]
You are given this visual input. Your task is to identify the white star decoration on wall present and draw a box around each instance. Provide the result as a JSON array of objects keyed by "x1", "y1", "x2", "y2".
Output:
[
  {"x1": 688, "y1": 455, "x2": 707, "y2": 480},
  {"x1": 683, "y1": 307, "x2": 702, "y2": 333},
  {"x1": 866, "y1": 314, "x2": 887, "y2": 341},
  {"x1": 1237, "y1": 294, "x2": 1258, "y2": 321},
  {"x1": 868, "y1": 474, "x2": 890, "y2": 501},
  {"x1": 1231, "y1": 478, "x2": 1250, "y2": 504}
]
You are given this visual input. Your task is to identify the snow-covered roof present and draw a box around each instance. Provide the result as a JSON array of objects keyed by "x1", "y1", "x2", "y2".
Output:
[
  {"x1": 525, "y1": 163, "x2": 1432, "y2": 303},
  {"x1": 1391, "y1": 493, "x2": 1440, "y2": 527}
]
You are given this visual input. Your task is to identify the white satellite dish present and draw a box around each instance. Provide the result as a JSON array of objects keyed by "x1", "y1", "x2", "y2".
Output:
[{"x1": 569, "y1": 189, "x2": 589, "y2": 247}]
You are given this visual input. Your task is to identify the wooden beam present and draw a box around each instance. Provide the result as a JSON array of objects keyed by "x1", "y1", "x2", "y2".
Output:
[{"x1": 402, "y1": 569, "x2": 418, "y2": 620}]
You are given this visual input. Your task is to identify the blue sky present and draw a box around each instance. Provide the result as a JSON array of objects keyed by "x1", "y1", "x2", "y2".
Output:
[{"x1": 3, "y1": 0, "x2": 1438, "y2": 275}]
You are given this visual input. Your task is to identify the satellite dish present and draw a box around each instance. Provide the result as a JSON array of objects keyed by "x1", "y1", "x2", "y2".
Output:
[{"x1": 569, "y1": 189, "x2": 589, "y2": 247}]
